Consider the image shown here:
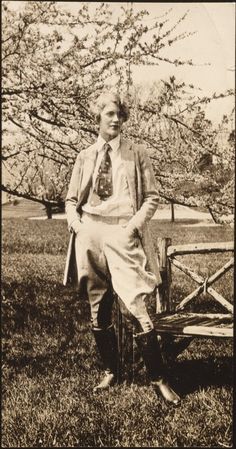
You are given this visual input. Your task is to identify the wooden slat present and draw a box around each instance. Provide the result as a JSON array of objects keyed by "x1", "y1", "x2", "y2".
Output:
[
  {"x1": 154, "y1": 312, "x2": 233, "y2": 325},
  {"x1": 155, "y1": 312, "x2": 232, "y2": 323},
  {"x1": 155, "y1": 325, "x2": 233, "y2": 337},
  {"x1": 175, "y1": 287, "x2": 203, "y2": 310},
  {"x1": 207, "y1": 258, "x2": 234, "y2": 284},
  {"x1": 154, "y1": 312, "x2": 233, "y2": 337},
  {"x1": 167, "y1": 241, "x2": 234, "y2": 256},
  {"x1": 182, "y1": 326, "x2": 233, "y2": 337},
  {"x1": 176, "y1": 284, "x2": 233, "y2": 313},
  {"x1": 207, "y1": 287, "x2": 234, "y2": 313},
  {"x1": 171, "y1": 257, "x2": 234, "y2": 286},
  {"x1": 170, "y1": 257, "x2": 203, "y2": 283},
  {"x1": 174, "y1": 258, "x2": 233, "y2": 312}
]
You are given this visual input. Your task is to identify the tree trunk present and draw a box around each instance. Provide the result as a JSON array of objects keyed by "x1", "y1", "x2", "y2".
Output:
[
  {"x1": 207, "y1": 206, "x2": 218, "y2": 223},
  {"x1": 45, "y1": 204, "x2": 52, "y2": 219},
  {"x1": 171, "y1": 202, "x2": 175, "y2": 222}
]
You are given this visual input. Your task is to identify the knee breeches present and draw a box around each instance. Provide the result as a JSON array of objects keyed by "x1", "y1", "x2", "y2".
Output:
[{"x1": 75, "y1": 213, "x2": 157, "y2": 333}]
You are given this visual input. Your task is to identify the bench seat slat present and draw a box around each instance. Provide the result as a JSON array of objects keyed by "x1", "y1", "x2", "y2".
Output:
[{"x1": 154, "y1": 313, "x2": 233, "y2": 337}]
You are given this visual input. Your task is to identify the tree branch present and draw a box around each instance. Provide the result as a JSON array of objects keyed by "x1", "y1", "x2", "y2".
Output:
[{"x1": 1, "y1": 184, "x2": 62, "y2": 207}]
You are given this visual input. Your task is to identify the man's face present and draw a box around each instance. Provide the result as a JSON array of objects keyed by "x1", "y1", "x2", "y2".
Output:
[{"x1": 99, "y1": 102, "x2": 124, "y2": 141}]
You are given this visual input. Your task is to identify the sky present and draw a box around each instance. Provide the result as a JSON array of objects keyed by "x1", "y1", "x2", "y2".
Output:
[
  {"x1": 6, "y1": 1, "x2": 235, "y2": 123},
  {"x1": 130, "y1": 3, "x2": 235, "y2": 91},
  {"x1": 58, "y1": 1, "x2": 235, "y2": 123}
]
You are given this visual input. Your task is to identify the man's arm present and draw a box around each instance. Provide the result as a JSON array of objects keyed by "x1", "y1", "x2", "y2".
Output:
[
  {"x1": 126, "y1": 145, "x2": 159, "y2": 236},
  {"x1": 65, "y1": 153, "x2": 83, "y2": 232}
]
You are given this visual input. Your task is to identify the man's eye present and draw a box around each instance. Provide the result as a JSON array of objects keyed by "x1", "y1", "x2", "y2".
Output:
[{"x1": 106, "y1": 112, "x2": 121, "y2": 118}]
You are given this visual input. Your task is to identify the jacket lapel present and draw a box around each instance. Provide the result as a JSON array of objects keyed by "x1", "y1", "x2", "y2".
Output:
[
  {"x1": 79, "y1": 144, "x2": 97, "y2": 196},
  {"x1": 120, "y1": 138, "x2": 137, "y2": 211}
]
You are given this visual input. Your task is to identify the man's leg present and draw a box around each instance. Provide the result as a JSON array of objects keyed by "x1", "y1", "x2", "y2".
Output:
[
  {"x1": 92, "y1": 324, "x2": 118, "y2": 391},
  {"x1": 104, "y1": 227, "x2": 180, "y2": 404},
  {"x1": 75, "y1": 217, "x2": 118, "y2": 390},
  {"x1": 89, "y1": 283, "x2": 118, "y2": 391},
  {"x1": 134, "y1": 329, "x2": 180, "y2": 405}
]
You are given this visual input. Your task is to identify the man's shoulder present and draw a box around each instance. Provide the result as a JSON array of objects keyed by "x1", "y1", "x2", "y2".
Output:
[
  {"x1": 76, "y1": 142, "x2": 97, "y2": 160},
  {"x1": 121, "y1": 137, "x2": 144, "y2": 152},
  {"x1": 83, "y1": 141, "x2": 97, "y2": 153}
]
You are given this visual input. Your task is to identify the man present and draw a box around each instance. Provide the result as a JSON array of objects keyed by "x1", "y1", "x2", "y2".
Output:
[{"x1": 64, "y1": 91, "x2": 180, "y2": 406}]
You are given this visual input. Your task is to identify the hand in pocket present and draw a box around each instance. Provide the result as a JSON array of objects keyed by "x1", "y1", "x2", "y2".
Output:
[
  {"x1": 72, "y1": 220, "x2": 82, "y2": 234},
  {"x1": 121, "y1": 224, "x2": 140, "y2": 247}
]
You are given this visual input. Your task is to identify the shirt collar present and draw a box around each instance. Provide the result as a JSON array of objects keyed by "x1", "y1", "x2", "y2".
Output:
[{"x1": 97, "y1": 134, "x2": 121, "y2": 153}]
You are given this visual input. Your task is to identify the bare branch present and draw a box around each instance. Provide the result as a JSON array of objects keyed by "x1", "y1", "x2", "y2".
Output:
[{"x1": 1, "y1": 184, "x2": 61, "y2": 206}]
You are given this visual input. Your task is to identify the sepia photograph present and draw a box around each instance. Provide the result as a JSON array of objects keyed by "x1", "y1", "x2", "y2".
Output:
[{"x1": 2, "y1": 1, "x2": 234, "y2": 447}]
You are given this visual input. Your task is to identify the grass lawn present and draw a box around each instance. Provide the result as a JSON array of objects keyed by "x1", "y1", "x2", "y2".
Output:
[
  {"x1": 2, "y1": 199, "x2": 46, "y2": 219},
  {"x1": 2, "y1": 218, "x2": 234, "y2": 447}
]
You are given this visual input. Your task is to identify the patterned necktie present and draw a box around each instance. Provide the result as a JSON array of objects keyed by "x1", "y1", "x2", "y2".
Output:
[{"x1": 90, "y1": 143, "x2": 113, "y2": 205}]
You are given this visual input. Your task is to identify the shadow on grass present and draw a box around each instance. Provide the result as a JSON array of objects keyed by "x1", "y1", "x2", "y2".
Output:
[
  {"x1": 4, "y1": 349, "x2": 93, "y2": 378},
  {"x1": 4, "y1": 353, "x2": 60, "y2": 376},
  {"x1": 2, "y1": 280, "x2": 93, "y2": 379},
  {"x1": 3, "y1": 325, "x2": 96, "y2": 382},
  {"x1": 168, "y1": 355, "x2": 233, "y2": 396},
  {"x1": 3, "y1": 331, "x2": 233, "y2": 398},
  {"x1": 3, "y1": 273, "x2": 233, "y2": 395}
]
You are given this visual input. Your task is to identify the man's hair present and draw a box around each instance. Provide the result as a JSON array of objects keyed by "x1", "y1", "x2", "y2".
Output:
[{"x1": 91, "y1": 91, "x2": 129, "y2": 123}]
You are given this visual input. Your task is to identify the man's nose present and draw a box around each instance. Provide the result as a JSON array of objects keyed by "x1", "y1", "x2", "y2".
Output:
[{"x1": 112, "y1": 114, "x2": 119, "y2": 122}]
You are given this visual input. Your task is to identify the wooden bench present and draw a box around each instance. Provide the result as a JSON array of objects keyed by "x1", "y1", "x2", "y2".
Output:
[
  {"x1": 154, "y1": 238, "x2": 233, "y2": 337},
  {"x1": 115, "y1": 238, "x2": 234, "y2": 381}
]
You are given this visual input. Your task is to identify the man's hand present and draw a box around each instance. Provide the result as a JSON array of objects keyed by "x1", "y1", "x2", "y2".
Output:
[
  {"x1": 71, "y1": 219, "x2": 81, "y2": 234},
  {"x1": 121, "y1": 223, "x2": 137, "y2": 237}
]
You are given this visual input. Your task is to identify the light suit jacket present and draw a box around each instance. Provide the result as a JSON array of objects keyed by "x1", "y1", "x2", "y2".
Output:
[{"x1": 63, "y1": 137, "x2": 162, "y2": 308}]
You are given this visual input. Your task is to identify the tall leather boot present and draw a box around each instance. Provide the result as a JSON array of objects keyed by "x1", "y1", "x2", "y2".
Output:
[
  {"x1": 92, "y1": 326, "x2": 118, "y2": 392},
  {"x1": 134, "y1": 329, "x2": 181, "y2": 406}
]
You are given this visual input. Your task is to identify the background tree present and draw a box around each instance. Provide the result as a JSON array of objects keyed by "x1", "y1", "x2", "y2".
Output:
[
  {"x1": 125, "y1": 78, "x2": 234, "y2": 222},
  {"x1": 2, "y1": 1, "x2": 234, "y2": 222}
]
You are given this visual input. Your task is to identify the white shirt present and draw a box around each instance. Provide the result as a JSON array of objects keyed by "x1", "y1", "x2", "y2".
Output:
[{"x1": 82, "y1": 134, "x2": 133, "y2": 217}]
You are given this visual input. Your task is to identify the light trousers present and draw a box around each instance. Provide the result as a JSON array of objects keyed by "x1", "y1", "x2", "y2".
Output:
[{"x1": 75, "y1": 212, "x2": 157, "y2": 333}]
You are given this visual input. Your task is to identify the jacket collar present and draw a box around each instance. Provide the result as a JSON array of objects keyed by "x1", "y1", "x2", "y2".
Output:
[{"x1": 97, "y1": 134, "x2": 121, "y2": 153}]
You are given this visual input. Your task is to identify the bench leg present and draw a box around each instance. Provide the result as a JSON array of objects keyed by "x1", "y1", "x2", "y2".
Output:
[
  {"x1": 117, "y1": 306, "x2": 123, "y2": 383},
  {"x1": 116, "y1": 303, "x2": 136, "y2": 383}
]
